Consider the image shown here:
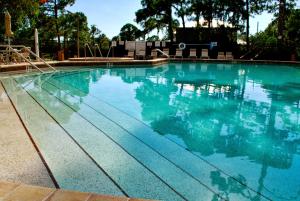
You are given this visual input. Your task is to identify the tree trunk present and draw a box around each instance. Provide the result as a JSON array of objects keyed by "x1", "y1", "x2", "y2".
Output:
[
  {"x1": 167, "y1": 6, "x2": 174, "y2": 42},
  {"x1": 246, "y1": 0, "x2": 250, "y2": 51},
  {"x1": 208, "y1": 0, "x2": 213, "y2": 30},
  {"x1": 196, "y1": 13, "x2": 200, "y2": 28},
  {"x1": 54, "y1": 0, "x2": 61, "y2": 49},
  {"x1": 77, "y1": 19, "x2": 80, "y2": 57},
  {"x1": 181, "y1": 16, "x2": 185, "y2": 29},
  {"x1": 278, "y1": 0, "x2": 286, "y2": 43}
]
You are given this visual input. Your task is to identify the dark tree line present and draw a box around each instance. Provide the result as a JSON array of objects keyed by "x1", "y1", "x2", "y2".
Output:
[
  {"x1": 0, "y1": 0, "x2": 110, "y2": 58},
  {"x1": 135, "y1": 0, "x2": 297, "y2": 50}
]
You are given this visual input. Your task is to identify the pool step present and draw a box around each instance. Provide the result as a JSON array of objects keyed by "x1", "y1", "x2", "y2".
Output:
[
  {"x1": 36, "y1": 79, "x2": 219, "y2": 200},
  {"x1": 0, "y1": 83, "x2": 55, "y2": 188},
  {"x1": 0, "y1": 181, "x2": 155, "y2": 201},
  {"x1": 47, "y1": 75, "x2": 271, "y2": 201},
  {"x1": 1, "y1": 78, "x2": 125, "y2": 196},
  {"x1": 7, "y1": 77, "x2": 186, "y2": 201}
]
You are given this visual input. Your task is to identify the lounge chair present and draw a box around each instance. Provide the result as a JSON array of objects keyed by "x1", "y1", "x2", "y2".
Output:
[
  {"x1": 189, "y1": 49, "x2": 197, "y2": 58},
  {"x1": 126, "y1": 50, "x2": 135, "y2": 58},
  {"x1": 11, "y1": 53, "x2": 18, "y2": 63},
  {"x1": 136, "y1": 50, "x2": 146, "y2": 60},
  {"x1": 0, "y1": 53, "x2": 4, "y2": 64},
  {"x1": 201, "y1": 49, "x2": 209, "y2": 59},
  {"x1": 20, "y1": 48, "x2": 31, "y2": 62},
  {"x1": 226, "y1": 52, "x2": 234, "y2": 60},
  {"x1": 147, "y1": 42, "x2": 153, "y2": 47},
  {"x1": 155, "y1": 41, "x2": 161, "y2": 47},
  {"x1": 160, "y1": 48, "x2": 169, "y2": 58},
  {"x1": 150, "y1": 49, "x2": 158, "y2": 59},
  {"x1": 174, "y1": 49, "x2": 183, "y2": 58},
  {"x1": 217, "y1": 52, "x2": 226, "y2": 60}
]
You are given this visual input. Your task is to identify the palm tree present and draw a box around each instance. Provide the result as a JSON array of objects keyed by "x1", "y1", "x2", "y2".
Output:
[
  {"x1": 188, "y1": 0, "x2": 204, "y2": 28},
  {"x1": 90, "y1": 25, "x2": 101, "y2": 45},
  {"x1": 173, "y1": 0, "x2": 190, "y2": 29}
]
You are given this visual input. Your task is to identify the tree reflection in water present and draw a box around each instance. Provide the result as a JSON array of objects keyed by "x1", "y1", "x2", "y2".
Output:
[
  {"x1": 112, "y1": 63, "x2": 300, "y2": 200},
  {"x1": 33, "y1": 64, "x2": 300, "y2": 200}
]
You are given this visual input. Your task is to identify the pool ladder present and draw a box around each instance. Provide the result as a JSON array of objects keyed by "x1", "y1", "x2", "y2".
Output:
[
  {"x1": 155, "y1": 48, "x2": 170, "y2": 58},
  {"x1": 106, "y1": 62, "x2": 113, "y2": 67}
]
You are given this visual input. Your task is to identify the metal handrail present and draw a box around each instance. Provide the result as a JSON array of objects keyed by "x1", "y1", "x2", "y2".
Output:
[
  {"x1": 106, "y1": 45, "x2": 112, "y2": 58},
  {"x1": 95, "y1": 44, "x2": 103, "y2": 57},
  {"x1": 1, "y1": 45, "x2": 57, "y2": 73},
  {"x1": 7, "y1": 46, "x2": 44, "y2": 73},
  {"x1": 155, "y1": 48, "x2": 169, "y2": 58},
  {"x1": 22, "y1": 46, "x2": 57, "y2": 71},
  {"x1": 85, "y1": 43, "x2": 94, "y2": 57}
]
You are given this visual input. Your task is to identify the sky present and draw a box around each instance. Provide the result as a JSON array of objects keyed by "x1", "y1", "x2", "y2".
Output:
[{"x1": 68, "y1": 0, "x2": 300, "y2": 39}]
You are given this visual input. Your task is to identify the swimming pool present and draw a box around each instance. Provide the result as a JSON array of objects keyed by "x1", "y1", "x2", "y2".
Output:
[{"x1": 1, "y1": 62, "x2": 300, "y2": 201}]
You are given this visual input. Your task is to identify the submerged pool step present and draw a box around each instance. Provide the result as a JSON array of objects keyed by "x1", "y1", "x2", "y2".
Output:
[
  {"x1": 39, "y1": 79, "x2": 220, "y2": 201},
  {"x1": 48, "y1": 76, "x2": 271, "y2": 201},
  {"x1": 13, "y1": 78, "x2": 186, "y2": 201},
  {"x1": 1, "y1": 78, "x2": 124, "y2": 196}
]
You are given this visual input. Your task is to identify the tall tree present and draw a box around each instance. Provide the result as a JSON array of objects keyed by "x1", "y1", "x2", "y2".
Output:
[
  {"x1": 0, "y1": 0, "x2": 39, "y2": 40},
  {"x1": 119, "y1": 23, "x2": 142, "y2": 41},
  {"x1": 90, "y1": 25, "x2": 101, "y2": 45},
  {"x1": 59, "y1": 12, "x2": 90, "y2": 48},
  {"x1": 188, "y1": 0, "x2": 204, "y2": 28},
  {"x1": 285, "y1": 9, "x2": 300, "y2": 52},
  {"x1": 40, "y1": 0, "x2": 75, "y2": 49},
  {"x1": 136, "y1": 0, "x2": 179, "y2": 42},
  {"x1": 244, "y1": 0, "x2": 268, "y2": 50},
  {"x1": 173, "y1": 0, "x2": 190, "y2": 29},
  {"x1": 265, "y1": 0, "x2": 296, "y2": 43}
]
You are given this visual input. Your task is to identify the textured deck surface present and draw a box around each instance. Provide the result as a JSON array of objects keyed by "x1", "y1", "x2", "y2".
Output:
[
  {"x1": 0, "y1": 181, "x2": 154, "y2": 201},
  {"x1": 0, "y1": 84, "x2": 55, "y2": 188}
]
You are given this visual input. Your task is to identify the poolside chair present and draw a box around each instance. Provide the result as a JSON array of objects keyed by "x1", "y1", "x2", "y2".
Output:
[
  {"x1": 155, "y1": 41, "x2": 161, "y2": 48},
  {"x1": 189, "y1": 49, "x2": 197, "y2": 58},
  {"x1": 160, "y1": 48, "x2": 169, "y2": 58},
  {"x1": 226, "y1": 52, "x2": 234, "y2": 60},
  {"x1": 147, "y1": 42, "x2": 153, "y2": 47},
  {"x1": 136, "y1": 50, "x2": 146, "y2": 60},
  {"x1": 201, "y1": 49, "x2": 209, "y2": 59},
  {"x1": 20, "y1": 48, "x2": 31, "y2": 62},
  {"x1": 174, "y1": 49, "x2": 183, "y2": 58},
  {"x1": 217, "y1": 52, "x2": 226, "y2": 60},
  {"x1": 150, "y1": 49, "x2": 158, "y2": 59},
  {"x1": 0, "y1": 53, "x2": 4, "y2": 64},
  {"x1": 126, "y1": 50, "x2": 135, "y2": 58}
]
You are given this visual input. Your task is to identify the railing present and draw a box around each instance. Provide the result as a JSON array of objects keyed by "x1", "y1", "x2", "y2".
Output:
[
  {"x1": 1, "y1": 45, "x2": 57, "y2": 73},
  {"x1": 22, "y1": 46, "x2": 57, "y2": 71},
  {"x1": 7, "y1": 46, "x2": 44, "y2": 73},
  {"x1": 95, "y1": 44, "x2": 103, "y2": 57},
  {"x1": 84, "y1": 43, "x2": 94, "y2": 58},
  {"x1": 155, "y1": 48, "x2": 170, "y2": 58}
]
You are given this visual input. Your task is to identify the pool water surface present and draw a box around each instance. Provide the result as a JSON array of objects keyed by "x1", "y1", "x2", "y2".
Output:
[{"x1": 2, "y1": 63, "x2": 300, "y2": 201}]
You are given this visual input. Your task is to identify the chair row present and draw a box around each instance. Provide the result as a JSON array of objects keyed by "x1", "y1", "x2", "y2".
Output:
[{"x1": 126, "y1": 48, "x2": 234, "y2": 60}]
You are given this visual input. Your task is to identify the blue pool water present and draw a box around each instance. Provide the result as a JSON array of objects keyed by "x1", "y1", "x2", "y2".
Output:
[{"x1": 2, "y1": 63, "x2": 300, "y2": 201}]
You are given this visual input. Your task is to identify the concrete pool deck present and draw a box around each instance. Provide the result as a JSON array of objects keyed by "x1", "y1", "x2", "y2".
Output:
[
  {"x1": 1, "y1": 57, "x2": 299, "y2": 73},
  {"x1": 0, "y1": 83, "x2": 55, "y2": 188},
  {"x1": 0, "y1": 58, "x2": 169, "y2": 72},
  {"x1": 0, "y1": 181, "x2": 153, "y2": 201}
]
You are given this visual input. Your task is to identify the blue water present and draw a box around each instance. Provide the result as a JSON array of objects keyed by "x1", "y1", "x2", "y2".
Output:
[{"x1": 4, "y1": 63, "x2": 300, "y2": 201}]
